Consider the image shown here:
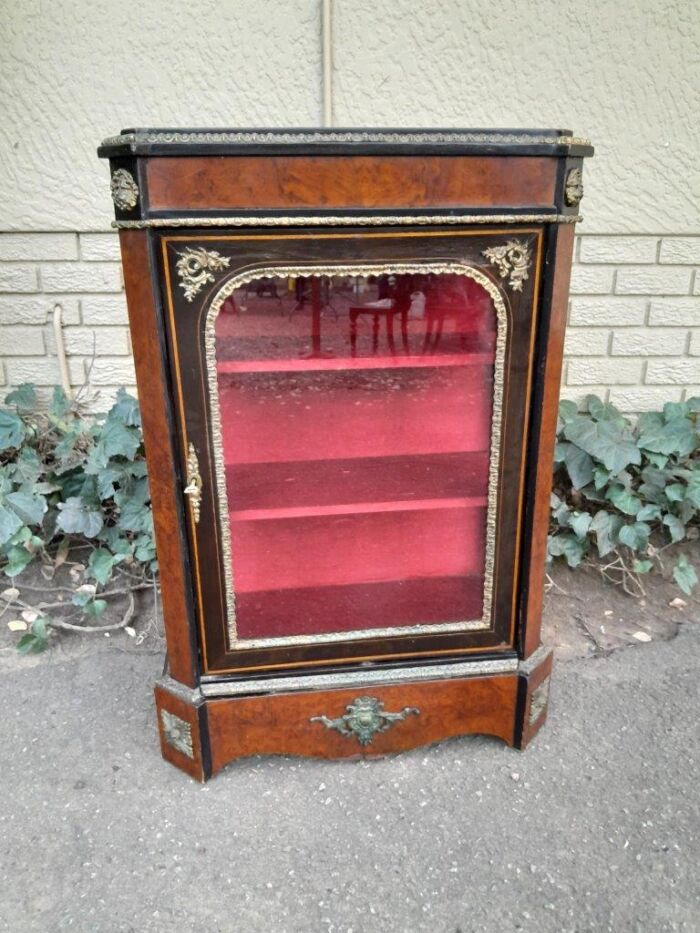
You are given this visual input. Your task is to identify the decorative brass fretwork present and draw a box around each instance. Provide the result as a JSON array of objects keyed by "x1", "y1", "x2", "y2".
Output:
[
  {"x1": 115, "y1": 213, "x2": 581, "y2": 230},
  {"x1": 482, "y1": 239, "x2": 532, "y2": 292},
  {"x1": 160, "y1": 710, "x2": 194, "y2": 758},
  {"x1": 176, "y1": 247, "x2": 231, "y2": 302},
  {"x1": 310, "y1": 696, "x2": 420, "y2": 746},
  {"x1": 184, "y1": 442, "x2": 202, "y2": 523},
  {"x1": 529, "y1": 677, "x2": 551, "y2": 725},
  {"x1": 102, "y1": 129, "x2": 591, "y2": 149},
  {"x1": 110, "y1": 169, "x2": 139, "y2": 211},
  {"x1": 565, "y1": 167, "x2": 584, "y2": 206}
]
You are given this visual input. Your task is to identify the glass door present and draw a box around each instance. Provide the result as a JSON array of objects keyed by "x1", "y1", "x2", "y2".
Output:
[{"x1": 161, "y1": 228, "x2": 542, "y2": 674}]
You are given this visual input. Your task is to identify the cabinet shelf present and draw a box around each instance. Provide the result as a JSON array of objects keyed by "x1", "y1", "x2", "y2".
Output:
[
  {"x1": 226, "y1": 450, "x2": 489, "y2": 519},
  {"x1": 235, "y1": 575, "x2": 484, "y2": 639},
  {"x1": 216, "y1": 352, "x2": 493, "y2": 375}
]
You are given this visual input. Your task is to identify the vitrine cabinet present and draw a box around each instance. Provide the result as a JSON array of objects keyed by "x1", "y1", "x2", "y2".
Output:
[{"x1": 99, "y1": 128, "x2": 592, "y2": 780}]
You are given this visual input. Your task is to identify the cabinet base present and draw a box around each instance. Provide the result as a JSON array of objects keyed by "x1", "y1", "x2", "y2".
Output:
[{"x1": 154, "y1": 648, "x2": 553, "y2": 781}]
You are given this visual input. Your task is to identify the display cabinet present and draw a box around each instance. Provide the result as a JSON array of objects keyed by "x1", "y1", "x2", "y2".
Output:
[{"x1": 98, "y1": 128, "x2": 592, "y2": 780}]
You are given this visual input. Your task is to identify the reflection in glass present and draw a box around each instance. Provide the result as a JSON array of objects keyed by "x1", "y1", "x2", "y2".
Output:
[{"x1": 214, "y1": 273, "x2": 498, "y2": 641}]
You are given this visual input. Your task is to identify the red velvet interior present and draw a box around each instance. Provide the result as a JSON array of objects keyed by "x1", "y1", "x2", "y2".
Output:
[{"x1": 214, "y1": 273, "x2": 496, "y2": 639}]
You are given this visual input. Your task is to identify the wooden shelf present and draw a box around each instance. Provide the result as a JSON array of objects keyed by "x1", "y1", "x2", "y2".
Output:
[
  {"x1": 227, "y1": 451, "x2": 489, "y2": 519},
  {"x1": 217, "y1": 352, "x2": 493, "y2": 375},
  {"x1": 235, "y1": 575, "x2": 484, "y2": 639}
]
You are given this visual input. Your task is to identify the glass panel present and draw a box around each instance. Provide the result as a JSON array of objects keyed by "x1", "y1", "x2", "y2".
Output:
[{"x1": 213, "y1": 272, "x2": 498, "y2": 642}]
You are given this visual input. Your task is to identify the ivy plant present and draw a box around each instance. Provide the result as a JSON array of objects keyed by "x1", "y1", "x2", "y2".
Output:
[
  {"x1": 549, "y1": 394, "x2": 699, "y2": 596},
  {"x1": 0, "y1": 384, "x2": 156, "y2": 652}
]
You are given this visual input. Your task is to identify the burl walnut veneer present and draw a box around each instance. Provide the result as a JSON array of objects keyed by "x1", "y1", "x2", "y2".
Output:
[{"x1": 99, "y1": 128, "x2": 592, "y2": 780}]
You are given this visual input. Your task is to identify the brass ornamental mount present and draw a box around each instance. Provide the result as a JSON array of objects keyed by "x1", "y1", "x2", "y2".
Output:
[
  {"x1": 110, "y1": 169, "x2": 139, "y2": 211},
  {"x1": 184, "y1": 443, "x2": 202, "y2": 524},
  {"x1": 176, "y1": 247, "x2": 231, "y2": 302},
  {"x1": 310, "y1": 696, "x2": 420, "y2": 746},
  {"x1": 160, "y1": 709, "x2": 194, "y2": 758},
  {"x1": 481, "y1": 239, "x2": 532, "y2": 292},
  {"x1": 565, "y1": 167, "x2": 584, "y2": 206}
]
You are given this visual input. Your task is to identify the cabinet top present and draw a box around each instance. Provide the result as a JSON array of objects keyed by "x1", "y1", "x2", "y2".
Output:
[{"x1": 98, "y1": 127, "x2": 593, "y2": 159}]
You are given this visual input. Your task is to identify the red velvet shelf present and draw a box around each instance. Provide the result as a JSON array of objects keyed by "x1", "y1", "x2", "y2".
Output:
[
  {"x1": 230, "y1": 501, "x2": 486, "y2": 593},
  {"x1": 218, "y1": 365, "x2": 493, "y2": 464},
  {"x1": 216, "y1": 352, "x2": 493, "y2": 374},
  {"x1": 226, "y1": 450, "x2": 489, "y2": 517},
  {"x1": 235, "y1": 575, "x2": 484, "y2": 639}
]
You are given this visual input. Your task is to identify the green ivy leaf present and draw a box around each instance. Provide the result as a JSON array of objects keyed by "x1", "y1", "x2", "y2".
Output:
[
  {"x1": 563, "y1": 416, "x2": 641, "y2": 473},
  {"x1": 644, "y1": 452, "x2": 669, "y2": 469},
  {"x1": 579, "y1": 483, "x2": 606, "y2": 503},
  {"x1": 584, "y1": 395, "x2": 626, "y2": 425},
  {"x1": 84, "y1": 598, "x2": 107, "y2": 618},
  {"x1": 86, "y1": 420, "x2": 141, "y2": 474},
  {"x1": 5, "y1": 490, "x2": 47, "y2": 526},
  {"x1": 685, "y1": 474, "x2": 700, "y2": 508},
  {"x1": 49, "y1": 386, "x2": 71, "y2": 421},
  {"x1": 116, "y1": 478, "x2": 152, "y2": 533},
  {"x1": 618, "y1": 521, "x2": 651, "y2": 550},
  {"x1": 16, "y1": 631, "x2": 48, "y2": 654},
  {"x1": 0, "y1": 409, "x2": 26, "y2": 450},
  {"x1": 4, "y1": 383, "x2": 37, "y2": 413},
  {"x1": 108, "y1": 389, "x2": 141, "y2": 428},
  {"x1": 636, "y1": 504, "x2": 662, "y2": 522},
  {"x1": 590, "y1": 510, "x2": 623, "y2": 557},
  {"x1": 95, "y1": 466, "x2": 122, "y2": 501},
  {"x1": 633, "y1": 559, "x2": 653, "y2": 574},
  {"x1": 664, "y1": 401, "x2": 689, "y2": 421},
  {"x1": 673, "y1": 555, "x2": 698, "y2": 594},
  {"x1": 11, "y1": 447, "x2": 42, "y2": 486},
  {"x1": 569, "y1": 511, "x2": 592, "y2": 540},
  {"x1": 606, "y1": 484, "x2": 641, "y2": 516},
  {"x1": 0, "y1": 505, "x2": 23, "y2": 547},
  {"x1": 638, "y1": 417, "x2": 696, "y2": 458},
  {"x1": 100, "y1": 418, "x2": 141, "y2": 461},
  {"x1": 88, "y1": 548, "x2": 119, "y2": 585},
  {"x1": 553, "y1": 441, "x2": 567, "y2": 464},
  {"x1": 547, "y1": 532, "x2": 586, "y2": 568},
  {"x1": 133, "y1": 534, "x2": 156, "y2": 563},
  {"x1": 664, "y1": 483, "x2": 685, "y2": 503},
  {"x1": 557, "y1": 399, "x2": 578, "y2": 432},
  {"x1": 56, "y1": 497, "x2": 104, "y2": 538},
  {"x1": 679, "y1": 498, "x2": 697, "y2": 524},
  {"x1": 663, "y1": 514, "x2": 685, "y2": 543},
  {"x1": 3, "y1": 545, "x2": 34, "y2": 577},
  {"x1": 593, "y1": 465, "x2": 611, "y2": 491},
  {"x1": 97, "y1": 525, "x2": 133, "y2": 556},
  {"x1": 561, "y1": 443, "x2": 594, "y2": 490}
]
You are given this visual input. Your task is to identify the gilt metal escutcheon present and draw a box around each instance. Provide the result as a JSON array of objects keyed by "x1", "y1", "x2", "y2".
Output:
[
  {"x1": 310, "y1": 695, "x2": 420, "y2": 746},
  {"x1": 184, "y1": 442, "x2": 202, "y2": 523}
]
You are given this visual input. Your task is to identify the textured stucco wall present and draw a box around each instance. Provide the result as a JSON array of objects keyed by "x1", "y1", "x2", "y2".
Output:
[
  {"x1": 1, "y1": 0, "x2": 322, "y2": 231},
  {"x1": 2, "y1": 0, "x2": 698, "y2": 233}
]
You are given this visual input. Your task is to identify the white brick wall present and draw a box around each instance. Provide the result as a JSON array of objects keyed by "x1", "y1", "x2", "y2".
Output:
[
  {"x1": 0, "y1": 232, "x2": 698, "y2": 414},
  {"x1": 0, "y1": 232, "x2": 134, "y2": 409},
  {"x1": 562, "y1": 234, "x2": 700, "y2": 412}
]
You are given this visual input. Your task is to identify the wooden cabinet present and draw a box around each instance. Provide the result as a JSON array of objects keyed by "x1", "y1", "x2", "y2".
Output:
[{"x1": 99, "y1": 128, "x2": 592, "y2": 780}]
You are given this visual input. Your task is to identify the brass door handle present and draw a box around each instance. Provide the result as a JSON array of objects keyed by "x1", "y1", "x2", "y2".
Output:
[{"x1": 184, "y1": 442, "x2": 202, "y2": 523}]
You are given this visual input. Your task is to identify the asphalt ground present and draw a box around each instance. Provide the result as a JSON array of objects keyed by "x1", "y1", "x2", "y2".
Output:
[{"x1": 1, "y1": 619, "x2": 698, "y2": 932}]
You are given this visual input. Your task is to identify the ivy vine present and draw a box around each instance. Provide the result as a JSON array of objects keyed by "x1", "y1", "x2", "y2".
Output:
[
  {"x1": 550, "y1": 394, "x2": 699, "y2": 597},
  {"x1": 0, "y1": 384, "x2": 156, "y2": 652}
]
